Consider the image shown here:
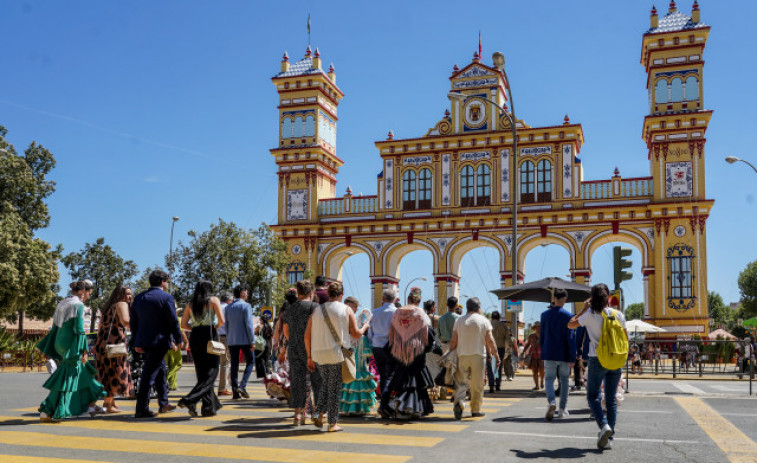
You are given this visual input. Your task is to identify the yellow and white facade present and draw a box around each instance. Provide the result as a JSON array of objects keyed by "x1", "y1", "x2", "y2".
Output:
[{"x1": 271, "y1": 2, "x2": 713, "y2": 335}]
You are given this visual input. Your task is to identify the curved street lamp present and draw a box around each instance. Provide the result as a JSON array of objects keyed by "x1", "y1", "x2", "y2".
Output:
[
  {"x1": 169, "y1": 216, "x2": 179, "y2": 291},
  {"x1": 449, "y1": 50, "x2": 520, "y2": 340},
  {"x1": 725, "y1": 156, "x2": 757, "y2": 174},
  {"x1": 404, "y1": 277, "x2": 428, "y2": 302}
]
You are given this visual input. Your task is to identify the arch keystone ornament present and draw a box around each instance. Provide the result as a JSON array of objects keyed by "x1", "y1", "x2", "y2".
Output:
[{"x1": 271, "y1": 7, "x2": 713, "y2": 336}]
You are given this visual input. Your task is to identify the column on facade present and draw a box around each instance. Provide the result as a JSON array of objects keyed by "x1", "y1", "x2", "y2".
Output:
[
  {"x1": 370, "y1": 276, "x2": 399, "y2": 310},
  {"x1": 434, "y1": 274, "x2": 459, "y2": 315},
  {"x1": 642, "y1": 268, "x2": 654, "y2": 319}
]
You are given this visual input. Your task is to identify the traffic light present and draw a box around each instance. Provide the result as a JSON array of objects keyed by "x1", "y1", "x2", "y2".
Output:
[{"x1": 613, "y1": 246, "x2": 633, "y2": 289}]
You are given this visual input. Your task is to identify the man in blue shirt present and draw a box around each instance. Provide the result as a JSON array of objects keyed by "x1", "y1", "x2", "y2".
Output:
[
  {"x1": 225, "y1": 284, "x2": 255, "y2": 399},
  {"x1": 368, "y1": 288, "x2": 397, "y2": 418},
  {"x1": 539, "y1": 288, "x2": 576, "y2": 421}
]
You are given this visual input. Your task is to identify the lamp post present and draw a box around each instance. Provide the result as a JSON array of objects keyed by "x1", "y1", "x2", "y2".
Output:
[
  {"x1": 404, "y1": 277, "x2": 428, "y2": 302},
  {"x1": 725, "y1": 156, "x2": 757, "y2": 174},
  {"x1": 169, "y1": 216, "x2": 179, "y2": 290},
  {"x1": 449, "y1": 50, "x2": 520, "y2": 340}
]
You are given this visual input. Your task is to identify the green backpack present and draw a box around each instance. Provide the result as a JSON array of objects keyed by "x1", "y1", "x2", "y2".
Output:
[{"x1": 597, "y1": 309, "x2": 629, "y2": 370}]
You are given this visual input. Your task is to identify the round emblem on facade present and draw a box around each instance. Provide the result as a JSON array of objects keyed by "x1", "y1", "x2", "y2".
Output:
[
  {"x1": 674, "y1": 225, "x2": 686, "y2": 237},
  {"x1": 464, "y1": 99, "x2": 487, "y2": 128},
  {"x1": 291, "y1": 244, "x2": 302, "y2": 255}
]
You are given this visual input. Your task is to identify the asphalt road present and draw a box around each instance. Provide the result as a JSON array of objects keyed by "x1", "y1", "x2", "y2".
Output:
[{"x1": 0, "y1": 369, "x2": 755, "y2": 462}]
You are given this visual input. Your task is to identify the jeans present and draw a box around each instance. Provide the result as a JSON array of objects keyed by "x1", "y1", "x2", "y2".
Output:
[
  {"x1": 486, "y1": 347, "x2": 507, "y2": 389},
  {"x1": 136, "y1": 346, "x2": 169, "y2": 414},
  {"x1": 544, "y1": 360, "x2": 571, "y2": 410},
  {"x1": 229, "y1": 345, "x2": 254, "y2": 393},
  {"x1": 586, "y1": 357, "x2": 622, "y2": 431}
]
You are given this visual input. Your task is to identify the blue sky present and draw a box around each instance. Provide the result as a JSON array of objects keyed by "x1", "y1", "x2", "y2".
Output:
[{"x1": 3, "y1": 1, "x2": 756, "y2": 323}]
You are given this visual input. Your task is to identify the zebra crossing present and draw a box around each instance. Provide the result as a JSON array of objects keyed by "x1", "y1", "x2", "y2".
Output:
[{"x1": 0, "y1": 382, "x2": 521, "y2": 463}]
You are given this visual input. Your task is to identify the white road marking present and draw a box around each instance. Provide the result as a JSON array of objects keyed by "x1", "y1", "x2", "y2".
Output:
[
  {"x1": 721, "y1": 413, "x2": 757, "y2": 417},
  {"x1": 671, "y1": 382, "x2": 706, "y2": 395},
  {"x1": 710, "y1": 385, "x2": 748, "y2": 392},
  {"x1": 475, "y1": 430, "x2": 702, "y2": 444},
  {"x1": 533, "y1": 407, "x2": 673, "y2": 414}
]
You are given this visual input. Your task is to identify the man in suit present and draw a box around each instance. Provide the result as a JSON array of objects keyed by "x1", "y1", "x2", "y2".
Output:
[{"x1": 130, "y1": 269, "x2": 183, "y2": 418}]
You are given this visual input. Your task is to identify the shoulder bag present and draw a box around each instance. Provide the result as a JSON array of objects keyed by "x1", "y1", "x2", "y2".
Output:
[
  {"x1": 105, "y1": 309, "x2": 128, "y2": 359},
  {"x1": 320, "y1": 304, "x2": 356, "y2": 384},
  {"x1": 206, "y1": 309, "x2": 226, "y2": 355}
]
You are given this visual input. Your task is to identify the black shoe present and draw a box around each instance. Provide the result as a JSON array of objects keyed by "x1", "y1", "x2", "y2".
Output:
[
  {"x1": 472, "y1": 412, "x2": 486, "y2": 418},
  {"x1": 134, "y1": 410, "x2": 156, "y2": 419},
  {"x1": 377, "y1": 407, "x2": 391, "y2": 419},
  {"x1": 159, "y1": 404, "x2": 176, "y2": 414},
  {"x1": 453, "y1": 402, "x2": 463, "y2": 420},
  {"x1": 178, "y1": 400, "x2": 198, "y2": 418},
  {"x1": 239, "y1": 388, "x2": 249, "y2": 399}
]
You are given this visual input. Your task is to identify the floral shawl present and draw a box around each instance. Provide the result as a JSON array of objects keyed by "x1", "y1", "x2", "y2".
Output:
[{"x1": 389, "y1": 305, "x2": 428, "y2": 366}]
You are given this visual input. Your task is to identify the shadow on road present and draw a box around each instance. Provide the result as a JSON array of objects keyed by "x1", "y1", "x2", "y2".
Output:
[{"x1": 510, "y1": 447, "x2": 602, "y2": 459}]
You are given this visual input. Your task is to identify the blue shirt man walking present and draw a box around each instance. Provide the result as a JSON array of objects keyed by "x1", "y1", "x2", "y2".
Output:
[
  {"x1": 224, "y1": 284, "x2": 255, "y2": 399},
  {"x1": 539, "y1": 288, "x2": 576, "y2": 421},
  {"x1": 368, "y1": 288, "x2": 397, "y2": 418}
]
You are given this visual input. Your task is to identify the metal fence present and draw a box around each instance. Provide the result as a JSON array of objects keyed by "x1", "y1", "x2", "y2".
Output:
[{"x1": 623, "y1": 339, "x2": 754, "y2": 395}]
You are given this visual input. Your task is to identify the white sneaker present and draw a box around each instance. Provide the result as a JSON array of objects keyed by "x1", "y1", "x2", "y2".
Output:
[
  {"x1": 546, "y1": 402, "x2": 556, "y2": 421},
  {"x1": 603, "y1": 438, "x2": 613, "y2": 450},
  {"x1": 597, "y1": 424, "x2": 613, "y2": 449},
  {"x1": 556, "y1": 409, "x2": 570, "y2": 419}
]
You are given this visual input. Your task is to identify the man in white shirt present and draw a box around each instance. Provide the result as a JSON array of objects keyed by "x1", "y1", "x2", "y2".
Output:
[{"x1": 449, "y1": 297, "x2": 499, "y2": 420}]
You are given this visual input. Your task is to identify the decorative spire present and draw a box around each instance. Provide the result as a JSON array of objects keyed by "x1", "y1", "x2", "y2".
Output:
[
  {"x1": 668, "y1": 0, "x2": 676, "y2": 14},
  {"x1": 473, "y1": 51, "x2": 480, "y2": 62},
  {"x1": 445, "y1": 109, "x2": 450, "y2": 117},
  {"x1": 328, "y1": 63, "x2": 334, "y2": 72},
  {"x1": 651, "y1": 4, "x2": 657, "y2": 15},
  {"x1": 650, "y1": 5, "x2": 659, "y2": 28},
  {"x1": 452, "y1": 64, "x2": 459, "y2": 73},
  {"x1": 563, "y1": 114, "x2": 570, "y2": 125},
  {"x1": 346, "y1": 185, "x2": 352, "y2": 196},
  {"x1": 387, "y1": 130, "x2": 394, "y2": 140},
  {"x1": 314, "y1": 47, "x2": 320, "y2": 58},
  {"x1": 692, "y1": 0, "x2": 700, "y2": 23},
  {"x1": 692, "y1": 0, "x2": 699, "y2": 10},
  {"x1": 305, "y1": 45, "x2": 312, "y2": 57},
  {"x1": 282, "y1": 51, "x2": 289, "y2": 61},
  {"x1": 613, "y1": 167, "x2": 620, "y2": 176}
]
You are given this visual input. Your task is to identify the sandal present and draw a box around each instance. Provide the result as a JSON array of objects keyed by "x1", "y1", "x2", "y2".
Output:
[
  {"x1": 293, "y1": 413, "x2": 303, "y2": 427},
  {"x1": 327, "y1": 425, "x2": 343, "y2": 432},
  {"x1": 313, "y1": 413, "x2": 324, "y2": 429},
  {"x1": 106, "y1": 406, "x2": 122, "y2": 414}
]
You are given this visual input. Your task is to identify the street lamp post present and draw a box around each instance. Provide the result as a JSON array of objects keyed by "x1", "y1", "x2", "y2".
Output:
[
  {"x1": 169, "y1": 216, "x2": 179, "y2": 290},
  {"x1": 449, "y1": 50, "x2": 520, "y2": 340},
  {"x1": 404, "y1": 277, "x2": 428, "y2": 302},
  {"x1": 725, "y1": 156, "x2": 757, "y2": 174}
]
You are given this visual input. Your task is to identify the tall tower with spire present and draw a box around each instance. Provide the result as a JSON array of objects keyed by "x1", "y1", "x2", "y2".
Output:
[{"x1": 641, "y1": 1, "x2": 713, "y2": 329}]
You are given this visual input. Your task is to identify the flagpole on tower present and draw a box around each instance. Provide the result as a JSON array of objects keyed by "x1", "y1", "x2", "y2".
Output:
[
  {"x1": 478, "y1": 30, "x2": 482, "y2": 58},
  {"x1": 308, "y1": 14, "x2": 311, "y2": 46}
]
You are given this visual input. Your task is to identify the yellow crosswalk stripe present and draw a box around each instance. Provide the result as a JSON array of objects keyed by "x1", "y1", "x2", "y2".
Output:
[
  {"x1": 675, "y1": 397, "x2": 757, "y2": 463},
  {"x1": 0, "y1": 456, "x2": 115, "y2": 463},
  {"x1": 0, "y1": 416, "x2": 443, "y2": 447},
  {"x1": 0, "y1": 431, "x2": 411, "y2": 463}
]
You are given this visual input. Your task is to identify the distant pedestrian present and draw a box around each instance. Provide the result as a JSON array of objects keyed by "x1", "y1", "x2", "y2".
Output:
[
  {"x1": 339, "y1": 295, "x2": 376, "y2": 416},
  {"x1": 539, "y1": 288, "x2": 576, "y2": 421},
  {"x1": 165, "y1": 317, "x2": 189, "y2": 392},
  {"x1": 94, "y1": 285, "x2": 135, "y2": 413},
  {"x1": 130, "y1": 270, "x2": 183, "y2": 418},
  {"x1": 488, "y1": 311, "x2": 514, "y2": 390},
  {"x1": 368, "y1": 288, "x2": 398, "y2": 412},
  {"x1": 37, "y1": 280, "x2": 106, "y2": 421},
  {"x1": 450, "y1": 297, "x2": 499, "y2": 420},
  {"x1": 178, "y1": 280, "x2": 225, "y2": 417},
  {"x1": 225, "y1": 284, "x2": 255, "y2": 399},
  {"x1": 437, "y1": 297, "x2": 461, "y2": 352},
  {"x1": 314, "y1": 276, "x2": 329, "y2": 304},
  {"x1": 255, "y1": 317, "x2": 273, "y2": 378},
  {"x1": 568, "y1": 283, "x2": 628, "y2": 450},
  {"x1": 524, "y1": 322, "x2": 544, "y2": 390},
  {"x1": 217, "y1": 291, "x2": 233, "y2": 396}
]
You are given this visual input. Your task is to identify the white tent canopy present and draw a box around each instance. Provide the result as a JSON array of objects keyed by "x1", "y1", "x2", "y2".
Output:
[{"x1": 626, "y1": 319, "x2": 667, "y2": 333}]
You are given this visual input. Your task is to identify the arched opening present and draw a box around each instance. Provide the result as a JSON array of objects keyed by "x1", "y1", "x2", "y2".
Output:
[
  {"x1": 460, "y1": 165, "x2": 475, "y2": 207},
  {"x1": 537, "y1": 159, "x2": 552, "y2": 202},
  {"x1": 458, "y1": 247, "x2": 503, "y2": 314},
  {"x1": 418, "y1": 168, "x2": 433, "y2": 209},
  {"x1": 671, "y1": 77, "x2": 684, "y2": 102},
  {"x1": 685, "y1": 76, "x2": 699, "y2": 101},
  {"x1": 305, "y1": 115, "x2": 315, "y2": 136},
  {"x1": 476, "y1": 164, "x2": 491, "y2": 206},
  {"x1": 281, "y1": 117, "x2": 292, "y2": 138},
  {"x1": 521, "y1": 243, "x2": 572, "y2": 326},
  {"x1": 293, "y1": 116, "x2": 303, "y2": 138},
  {"x1": 340, "y1": 252, "x2": 371, "y2": 310},
  {"x1": 589, "y1": 242, "x2": 645, "y2": 317},
  {"x1": 402, "y1": 169, "x2": 417, "y2": 210},
  {"x1": 520, "y1": 160, "x2": 535, "y2": 203},
  {"x1": 396, "y1": 249, "x2": 435, "y2": 306},
  {"x1": 655, "y1": 79, "x2": 668, "y2": 104}
]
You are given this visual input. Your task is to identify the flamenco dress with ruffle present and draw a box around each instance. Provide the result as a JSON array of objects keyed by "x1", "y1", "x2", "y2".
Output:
[
  {"x1": 339, "y1": 309, "x2": 377, "y2": 415},
  {"x1": 36, "y1": 296, "x2": 106, "y2": 419}
]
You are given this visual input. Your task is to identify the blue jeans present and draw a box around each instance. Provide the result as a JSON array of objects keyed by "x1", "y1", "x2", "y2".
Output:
[
  {"x1": 229, "y1": 345, "x2": 254, "y2": 392},
  {"x1": 544, "y1": 360, "x2": 571, "y2": 410},
  {"x1": 586, "y1": 356, "x2": 622, "y2": 431}
]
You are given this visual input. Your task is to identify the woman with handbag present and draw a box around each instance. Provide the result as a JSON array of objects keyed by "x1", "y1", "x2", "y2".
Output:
[
  {"x1": 94, "y1": 285, "x2": 135, "y2": 413},
  {"x1": 339, "y1": 296, "x2": 376, "y2": 416},
  {"x1": 305, "y1": 282, "x2": 369, "y2": 431},
  {"x1": 178, "y1": 280, "x2": 225, "y2": 417}
]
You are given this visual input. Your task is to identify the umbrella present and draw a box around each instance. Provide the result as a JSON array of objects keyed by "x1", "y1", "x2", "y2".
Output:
[
  {"x1": 625, "y1": 319, "x2": 667, "y2": 334},
  {"x1": 490, "y1": 277, "x2": 592, "y2": 303},
  {"x1": 707, "y1": 328, "x2": 736, "y2": 340}
]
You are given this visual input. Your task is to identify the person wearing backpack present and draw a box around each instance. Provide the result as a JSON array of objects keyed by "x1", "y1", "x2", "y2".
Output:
[{"x1": 568, "y1": 283, "x2": 628, "y2": 451}]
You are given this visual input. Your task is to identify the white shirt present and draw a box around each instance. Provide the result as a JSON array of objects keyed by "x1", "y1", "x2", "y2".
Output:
[
  {"x1": 310, "y1": 301, "x2": 350, "y2": 365},
  {"x1": 453, "y1": 312, "x2": 493, "y2": 357},
  {"x1": 577, "y1": 307, "x2": 627, "y2": 358}
]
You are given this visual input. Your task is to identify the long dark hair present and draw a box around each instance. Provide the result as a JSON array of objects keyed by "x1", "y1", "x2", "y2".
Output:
[
  {"x1": 102, "y1": 285, "x2": 129, "y2": 318},
  {"x1": 191, "y1": 280, "x2": 214, "y2": 317},
  {"x1": 590, "y1": 283, "x2": 610, "y2": 314}
]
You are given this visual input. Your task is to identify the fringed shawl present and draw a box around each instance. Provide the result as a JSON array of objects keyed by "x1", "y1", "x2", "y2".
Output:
[{"x1": 389, "y1": 305, "x2": 428, "y2": 366}]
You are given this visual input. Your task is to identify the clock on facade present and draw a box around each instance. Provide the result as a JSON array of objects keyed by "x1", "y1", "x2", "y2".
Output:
[{"x1": 291, "y1": 244, "x2": 302, "y2": 255}]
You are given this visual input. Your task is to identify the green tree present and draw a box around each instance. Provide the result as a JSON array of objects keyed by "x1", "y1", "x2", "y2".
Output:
[
  {"x1": 625, "y1": 302, "x2": 643, "y2": 320},
  {"x1": 708, "y1": 291, "x2": 734, "y2": 330},
  {"x1": 133, "y1": 265, "x2": 163, "y2": 295},
  {"x1": 738, "y1": 260, "x2": 757, "y2": 319},
  {"x1": 0, "y1": 126, "x2": 61, "y2": 328},
  {"x1": 170, "y1": 220, "x2": 289, "y2": 309},
  {"x1": 62, "y1": 237, "x2": 138, "y2": 328}
]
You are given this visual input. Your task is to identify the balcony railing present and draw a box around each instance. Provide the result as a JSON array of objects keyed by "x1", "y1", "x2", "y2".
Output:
[
  {"x1": 318, "y1": 195, "x2": 378, "y2": 216},
  {"x1": 581, "y1": 177, "x2": 653, "y2": 200}
]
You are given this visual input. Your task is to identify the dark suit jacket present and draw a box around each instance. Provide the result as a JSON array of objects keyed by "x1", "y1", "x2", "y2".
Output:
[{"x1": 130, "y1": 287, "x2": 182, "y2": 351}]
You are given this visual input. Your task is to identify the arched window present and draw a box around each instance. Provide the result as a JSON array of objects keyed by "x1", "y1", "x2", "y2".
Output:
[
  {"x1": 305, "y1": 115, "x2": 315, "y2": 136},
  {"x1": 655, "y1": 79, "x2": 668, "y2": 104},
  {"x1": 402, "y1": 170, "x2": 417, "y2": 210},
  {"x1": 476, "y1": 164, "x2": 491, "y2": 206},
  {"x1": 684, "y1": 76, "x2": 699, "y2": 101},
  {"x1": 671, "y1": 77, "x2": 683, "y2": 102},
  {"x1": 520, "y1": 161, "x2": 535, "y2": 203},
  {"x1": 537, "y1": 159, "x2": 552, "y2": 202},
  {"x1": 418, "y1": 168, "x2": 432, "y2": 209},
  {"x1": 460, "y1": 165, "x2": 475, "y2": 207},
  {"x1": 281, "y1": 118, "x2": 292, "y2": 139},
  {"x1": 293, "y1": 116, "x2": 303, "y2": 138}
]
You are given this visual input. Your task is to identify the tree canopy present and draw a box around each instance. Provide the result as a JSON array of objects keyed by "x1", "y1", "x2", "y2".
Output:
[
  {"x1": 738, "y1": 260, "x2": 757, "y2": 319},
  {"x1": 0, "y1": 126, "x2": 61, "y2": 324},
  {"x1": 625, "y1": 302, "x2": 643, "y2": 320},
  {"x1": 170, "y1": 220, "x2": 289, "y2": 310},
  {"x1": 707, "y1": 291, "x2": 735, "y2": 330}
]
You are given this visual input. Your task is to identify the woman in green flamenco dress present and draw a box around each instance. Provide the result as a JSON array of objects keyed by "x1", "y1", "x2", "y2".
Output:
[
  {"x1": 36, "y1": 280, "x2": 106, "y2": 421},
  {"x1": 340, "y1": 297, "x2": 377, "y2": 416}
]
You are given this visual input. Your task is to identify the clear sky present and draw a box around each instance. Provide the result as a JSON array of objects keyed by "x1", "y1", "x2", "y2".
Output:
[{"x1": 3, "y1": 1, "x2": 756, "y2": 324}]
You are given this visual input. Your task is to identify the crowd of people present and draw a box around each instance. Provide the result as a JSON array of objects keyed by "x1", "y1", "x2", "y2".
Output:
[{"x1": 35, "y1": 271, "x2": 631, "y2": 449}]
